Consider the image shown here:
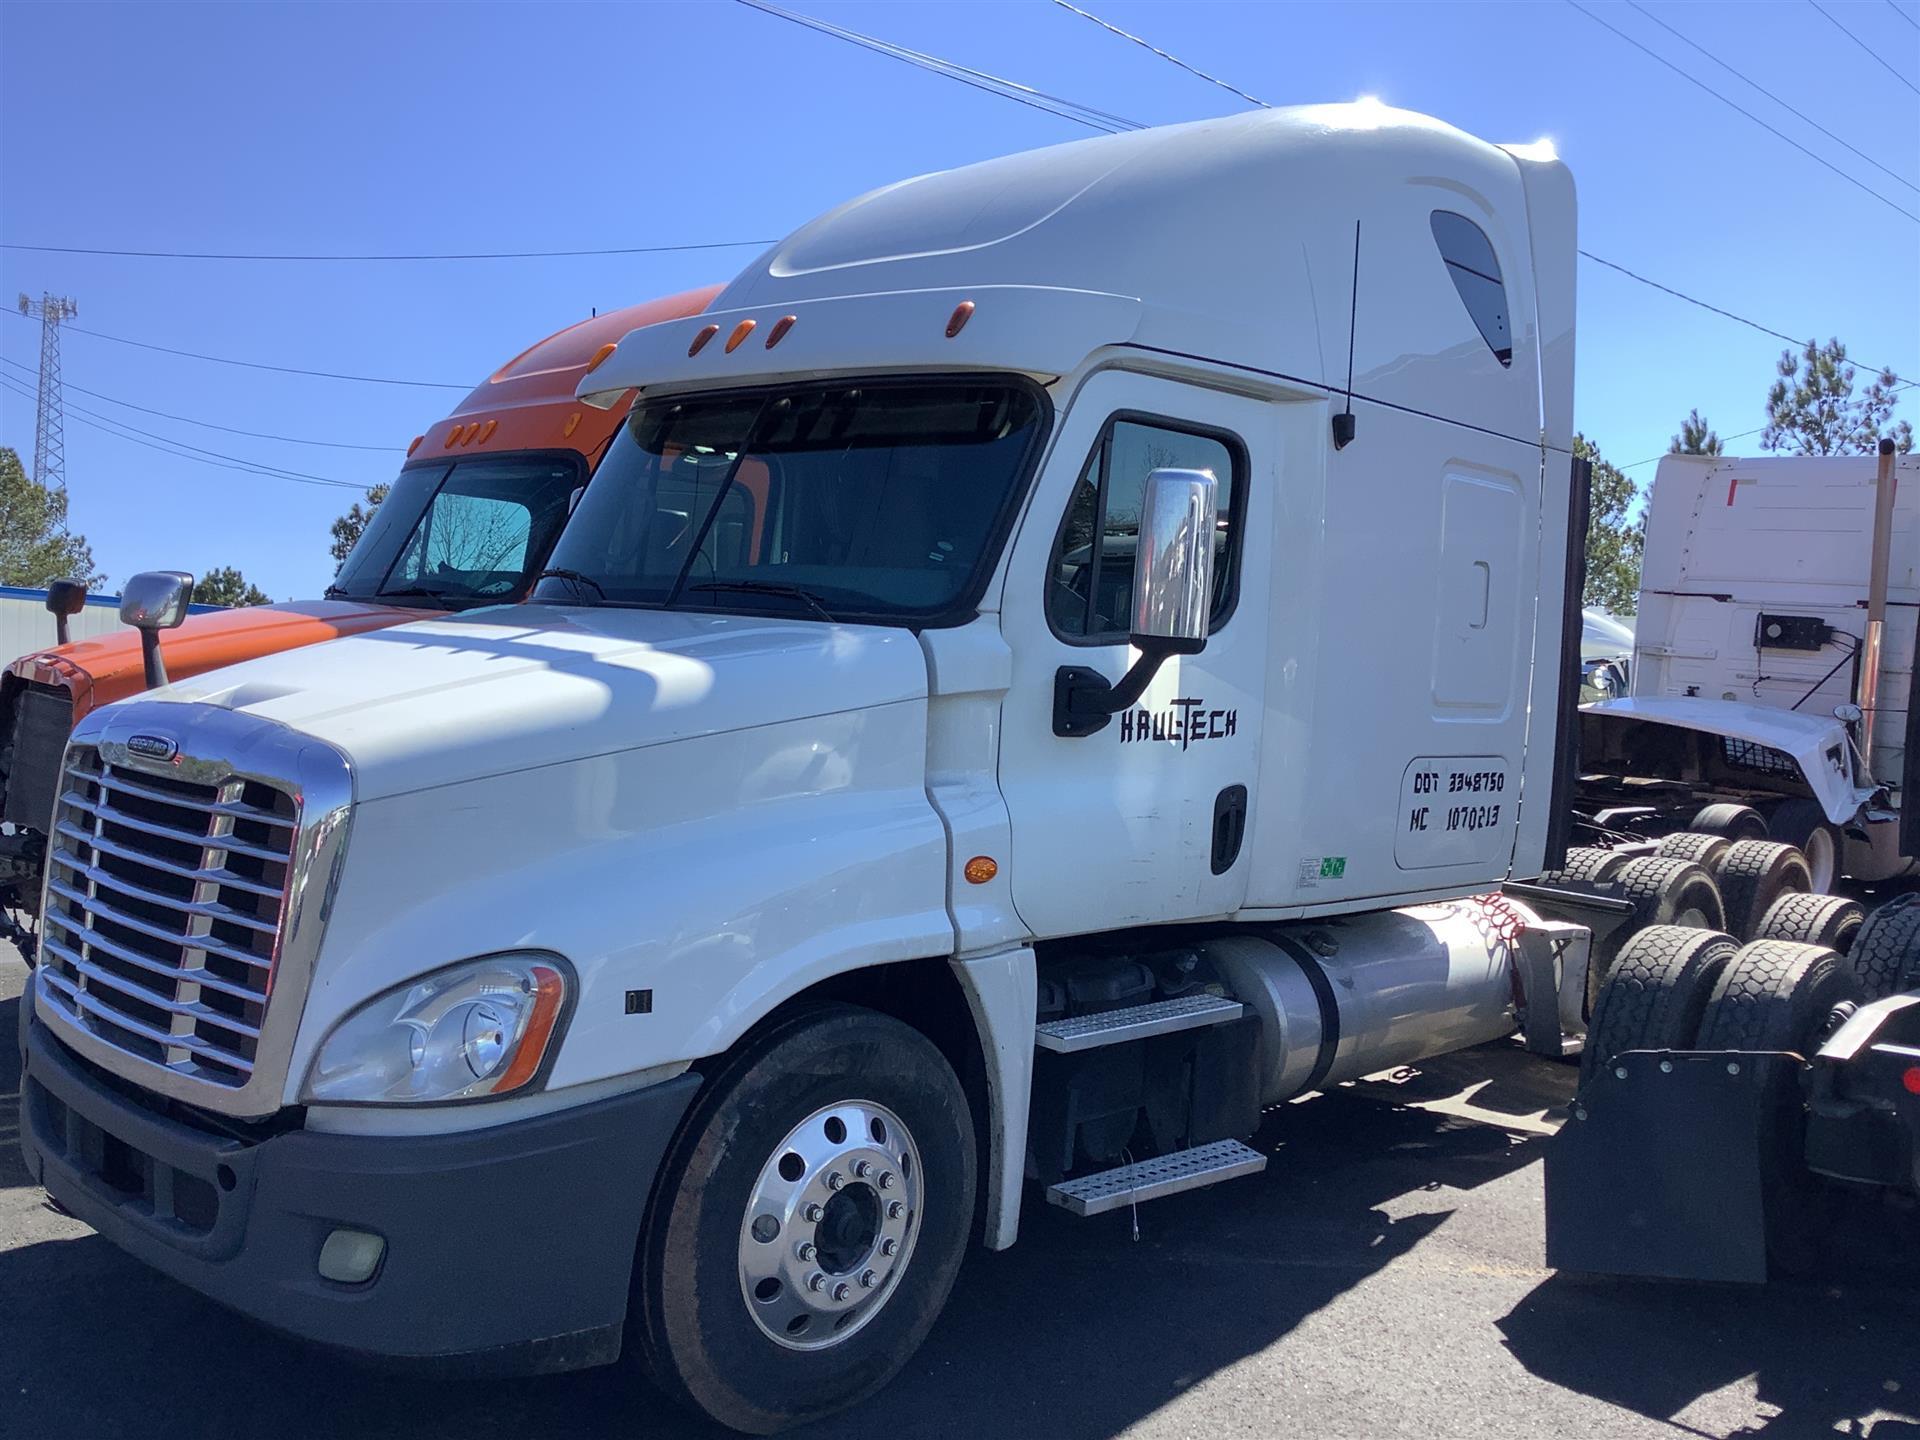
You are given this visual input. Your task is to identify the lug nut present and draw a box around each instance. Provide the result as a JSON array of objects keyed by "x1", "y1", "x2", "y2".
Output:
[
  {"x1": 880, "y1": 1238, "x2": 897, "y2": 1257},
  {"x1": 803, "y1": 1203, "x2": 825, "y2": 1223},
  {"x1": 887, "y1": 1200, "x2": 905, "y2": 1220},
  {"x1": 832, "y1": 1281, "x2": 851, "y2": 1301},
  {"x1": 826, "y1": 1171, "x2": 845, "y2": 1191},
  {"x1": 853, "y1": 1160, "x2": 873, "y2": 1179},
  {"x1": 807, "y1": 1273, "x2": 826, "y2": 1293},
  {"x1": 860, "y1": 1269, "x2": 878, "y2": 1289},
  {"x1": 795, "y1": 1241, "x2": 816, "y2": 1262},
  {"x1": 878, "y1": 1171, "x2": 895, "y2": 1190}
]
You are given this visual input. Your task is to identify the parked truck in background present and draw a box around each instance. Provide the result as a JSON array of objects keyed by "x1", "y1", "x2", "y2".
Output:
[
  {"x1": 20, "y1": 105, "x2": 1603, "y2": 1432},
  {"x1": 0, "y1": 286, "x2": 718, "y2": 949}
]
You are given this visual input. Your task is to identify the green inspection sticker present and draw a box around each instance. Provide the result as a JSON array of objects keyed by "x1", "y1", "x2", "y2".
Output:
[{"x1": 1319, "y1": 857, "x2": 1347, "y2": 879}]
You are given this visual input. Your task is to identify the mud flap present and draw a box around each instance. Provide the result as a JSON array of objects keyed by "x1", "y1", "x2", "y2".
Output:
[{"x1": 1544, "y1": 1049, "x2": 1801, "y2": 1283}]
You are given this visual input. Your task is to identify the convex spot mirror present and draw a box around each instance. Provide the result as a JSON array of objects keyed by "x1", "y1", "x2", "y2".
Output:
[
  {"x1": 1129, "y1": 467, "x2": 1218, "y2": 655},
  {"x1": 119, "y1": 571, "x2": 195, "y2": 632}
]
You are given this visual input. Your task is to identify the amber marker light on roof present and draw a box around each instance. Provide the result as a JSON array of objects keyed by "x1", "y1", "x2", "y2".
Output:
[
  {"x1": 478, "y1": 419, "x2": 498, "y2": 443},
  {"x1": 584, "y1": 342, "x2": 618, "y2": 375},
  {"x1": 688, "y1": 323, "x2": 721, "y2": 357},
  {"x1": 562, "y1": 411, "x2": 582, "y2": 438},
  {"x1": 963, "y1": 855, "x2": 998, "y2": 885},
  {"x1": 725, "y1": 318, "x2": 757, "y2": 353},
  {"x1": 765, "y1": 314, "x2": 797, "y2": 349},
  {"x1": 946, "y1": 300, "x2": 975, "y2": 338},
  {"x1": 407, "y1": 435, "x2": 423, "y2": 456},
  {"x1": 443, "y1": 424, "x2": 465, "y2": 448}
]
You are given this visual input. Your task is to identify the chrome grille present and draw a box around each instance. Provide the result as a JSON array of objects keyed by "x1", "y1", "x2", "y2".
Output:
[{"x1": 37, "y1": 744, "x2": 298, "y2": 1089}]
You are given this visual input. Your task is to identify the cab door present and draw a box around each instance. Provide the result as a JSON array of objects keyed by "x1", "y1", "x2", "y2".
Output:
[{"x1": 995, "y1": 371, "x2": 1274, "y2": 937}]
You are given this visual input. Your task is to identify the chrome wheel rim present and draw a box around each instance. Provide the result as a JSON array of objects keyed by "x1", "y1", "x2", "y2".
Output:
[
  {"x1": 737, "y1": 1099, "x2": 922, "y2": 1351},
  {"x1": 1804, "y1": 829, "x2": 1836, "y2": 893}
]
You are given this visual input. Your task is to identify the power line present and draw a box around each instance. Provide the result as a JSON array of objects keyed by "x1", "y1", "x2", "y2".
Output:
[
  {"x1": 0, "y1": 354, "x2": 399, "y2": 451},
  {"x1": 1808, "y1": 0, "x2": 1920, "y2": 94},
  {"x1": 1565, "y1": 0, "x2": 1918, "y2": 222},
  {"x1": 2, "y1": 306, "x2": 466, "y2": 389},
  {"x1": 1, "y1": 238, "x2": 779, "y2": 263},
  {"x1": 0, "y1": 373, "x2": 367, "y2": 491},
  {"x1": 1049, "y1": 0, "x2": 1271, "y2": 109},
  {"x1": 1622, "y1": 428, "x2": 1767, "y2": 469},
  {"x1": 1891, "y1": 0, "x2": 1920, "y2": 33},
  {"x1": 1623, "y1": 0, "x2": 1917, "y2": 194},
  {"x1": 731, "y1": 0, "x2": 1136, "y2": 134}
]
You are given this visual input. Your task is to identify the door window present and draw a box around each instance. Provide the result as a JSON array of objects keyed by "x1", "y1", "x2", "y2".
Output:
[{"x1": 1046, "y1": 416, "x2": 1243, "y2": 641}]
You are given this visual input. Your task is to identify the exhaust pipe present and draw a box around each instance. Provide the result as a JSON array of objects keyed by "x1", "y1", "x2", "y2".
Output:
[{"x1": 1860, "y1": 439, "x2": 1899, "y2": 779}]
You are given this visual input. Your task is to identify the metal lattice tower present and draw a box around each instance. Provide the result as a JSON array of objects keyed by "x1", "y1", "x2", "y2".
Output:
[{"x1": 17, "y1": 292, "x2": 79, "y2": 488}]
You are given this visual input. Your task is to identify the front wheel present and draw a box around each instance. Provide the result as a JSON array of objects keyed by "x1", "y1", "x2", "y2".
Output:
[{"x1": 634, "y1": 1004, "x2": 976, "y2": 1434}]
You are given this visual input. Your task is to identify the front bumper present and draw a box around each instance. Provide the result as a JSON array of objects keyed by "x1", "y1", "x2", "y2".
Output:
[{"x1": 19, "y1": 1016, "x2": 700, "y2": 1371}]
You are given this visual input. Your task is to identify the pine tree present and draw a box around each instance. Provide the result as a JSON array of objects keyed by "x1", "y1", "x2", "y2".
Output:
[
  {"x1": 0, "y1": 445, "x2": 103, "y2": 588},
  {"x1": 1577, "y1": 433, "x2": 1642, "y2": 615},
  {"x1": 195, "y1": 565, "x2": 270, "y2": 607},
  {"x1": 329, "y1": 483, "x2": 390, "y2": 568},
  {"x1": 1669, "y1": 408, "x2": 1723, "y2": 456},
  {"x1": 1763, "y1": 338, "x2": 1914, "y2": 456}
]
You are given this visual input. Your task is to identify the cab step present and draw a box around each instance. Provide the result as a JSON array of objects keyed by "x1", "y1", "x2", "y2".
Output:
[
  {"x1": 1044, "y1": 1139, "x2": 1267, "y2": 1217},
  {"x1": 1034, "y1": 993, "x2": 1243, "y2": 1053}
]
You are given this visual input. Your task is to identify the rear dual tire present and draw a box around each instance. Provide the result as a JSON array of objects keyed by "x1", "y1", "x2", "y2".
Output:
[{"x1": 1588, "y1": 857, "x2": 1726, "y2": 1012}]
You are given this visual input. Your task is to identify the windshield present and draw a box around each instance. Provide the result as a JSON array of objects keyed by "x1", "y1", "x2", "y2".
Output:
[
  {"x1": 331, "y1": 453, "x2": 583, "y2": 607},
  {"x1": 533, "y1": 378, "x2": 1046, "y2": 623}
]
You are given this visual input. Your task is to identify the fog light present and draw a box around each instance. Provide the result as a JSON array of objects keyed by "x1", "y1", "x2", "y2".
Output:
[{"x1": 318, "y1": 1228, "x2": 386, "y2": 1284}]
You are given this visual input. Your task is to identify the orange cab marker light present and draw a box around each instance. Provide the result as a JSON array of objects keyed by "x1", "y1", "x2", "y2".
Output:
[
  {"x1": 406, "y1": 435, "x2": 423, "y2": 457},
  {"x1": 688, "y1": 323, "x2": 721, "y2": 357},
  {"x1": 478, "y1": 419, "x2": 498, "y2": 443},
  {"x1": 493, "y1": 965, "x2": 569, "y2": 1095},
  {"x1": 725, "y1": 318, "x2": 757, "y2": 354},
  {"x1": 946, "y1": 300, "x2": 975, "y2": 338},
  {"x1": 765, "y1": 315, "x2": 797, "y2": 349},
  {"x1": 584, "y1": 341, "x2": 618, "y2": 376},
  {"x1": 963, "y1": 855, "x2": 998, "y2": 885},
  {"x1": 443, "y1": 424, "x2": 465, "y2": 448},
  {"x1": 562, "y1": 411, "x2": 582, "y2": 439}
]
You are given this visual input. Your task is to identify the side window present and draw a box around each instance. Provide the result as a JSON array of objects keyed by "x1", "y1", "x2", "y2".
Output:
[
  {"x1": 394, "y1": 491, "x2": 535, "y2": 584},
  {"x1": 1430, "y1": 210, "x2": 1513, "y2": 367},
  {"x1": 1048, "y1": 416, "x2": 1241, "y2": 640}
]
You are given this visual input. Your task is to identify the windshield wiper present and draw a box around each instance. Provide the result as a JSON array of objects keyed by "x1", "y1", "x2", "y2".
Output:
[
  {"x1": 684, "y1": 579, "x2": 835, "y2": 623},
  {"x1": 531, "y1": 567, "x2": 607, "y2": 600},
  {"x1": 374, "y1": 585, "x2": 457, "y2": 604}
]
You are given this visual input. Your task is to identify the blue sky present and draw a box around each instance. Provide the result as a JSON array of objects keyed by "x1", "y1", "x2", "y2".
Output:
[{"x1": 1, "y1": 0, "x2": 1916, "y2": 600}]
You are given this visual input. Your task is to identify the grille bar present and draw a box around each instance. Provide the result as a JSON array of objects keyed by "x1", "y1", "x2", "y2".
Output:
[
  {"x1": 45, "y1": 878, "x2": 274, "y2": 969},
  {"x1": 43, "y1": 942, "x2": 263, "y2": 1039},
  {"x1": 39, "y1": 926, "x2": 264, "y2": 1005},
  {"x1": 53, "y1": 820, "x2": 284, "y2": 900},
  {"x1": 56, "y1": 789, "x2": 291, "y2": 864},
  {"x1": 47, "y1": 852, "x2": 280, "y2": 934},
  {"x1": 69, "y1": 763, "x2": 297, "y2": 829},
  {"x1": 38, "y1": 965, "x2": 258, "y2": 1073}
]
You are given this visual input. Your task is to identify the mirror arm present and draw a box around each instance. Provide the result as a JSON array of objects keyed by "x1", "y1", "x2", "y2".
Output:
[
  {"x1": 1053, "y1": 637, "x2": 1194, "y2": 738},
  {"x1": 139, "y1": 630, "x2": 169, "y2": 689},
  {"x1": 54, "y1": 615, "x2": 70, "y2": 647}
]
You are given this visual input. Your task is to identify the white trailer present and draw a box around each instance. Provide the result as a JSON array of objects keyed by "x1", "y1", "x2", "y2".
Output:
[{"x1": 17, "y1": 104, "x2": 1592, "y2": 1432}]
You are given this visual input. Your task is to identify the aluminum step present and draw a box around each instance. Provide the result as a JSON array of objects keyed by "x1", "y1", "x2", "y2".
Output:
[
  {"x1": 1034, "y1": 993, "x2": 1243, "y2": 1053},
  {"x1": 1045, "y1": 1139, "x2": 1268, "y2": 1217}
]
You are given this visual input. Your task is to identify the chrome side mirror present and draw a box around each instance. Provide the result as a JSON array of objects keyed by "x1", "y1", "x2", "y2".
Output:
[
  {"x1": 1054, "y1": 468, "x2": 1219, "y2": 737},
  {"x1": 1130, "y1": 468, "x2": 1218, "y2": 653},
  {"x1": 119, "y1": 570, "x2": 195, "y2": 688},
  {"x1": 45, "y1": 578, "x2": 87, "y2": 646},
  {"x1": 1834, "y1": 702, "x2": 1864, "y2": 726}
]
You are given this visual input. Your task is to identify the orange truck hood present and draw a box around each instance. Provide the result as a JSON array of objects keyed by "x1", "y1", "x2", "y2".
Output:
[{"x1": 9, "y1": 599, "x2": 430, "y2": 722}]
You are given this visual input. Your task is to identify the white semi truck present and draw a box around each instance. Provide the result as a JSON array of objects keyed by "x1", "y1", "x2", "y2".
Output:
[{"x1": 19, "y1": 105, "x2": 1595, "y2": 1432}]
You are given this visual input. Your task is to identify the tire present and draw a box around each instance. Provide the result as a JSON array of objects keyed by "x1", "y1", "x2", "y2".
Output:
[
  {"x1": 1588, "y1": 856, "x2": 1727, "y2": 1012},
  {"x1": 1580, "y1": 924, "x2": 1739, "y2": 1085},
  {"x1": 635, "y1": 1005, "x2": 976, "y2": 1434},
  {"x1": 1754, "y1": 892, "x2": 1865, "y2": 957},
  {"x1": 1765, "y1": 799, "x2": 1841, "y2": 894},
  {"x1": 1844, "y1": 893, "x2": 1920, "y2": 1001},
  {"x1": 1695, "y1": 940, "x2": 1860, "y2": 1054},
  {"x1": 1690, "y1": 803, "x2": 1769, "y2": 841},
  {"x1": 1715, "y1": 840, "x2": 1813, "y2": 942},
  {"x1": 1694, "y1": 942, "x2": 1863, "y2": 1274},
  {"x1": 1655, "y1": 830, "x2": 1733, "y2": 876},
  {"x1": 1540, "y1": 845, "x2": 1631, "y2": 890}
]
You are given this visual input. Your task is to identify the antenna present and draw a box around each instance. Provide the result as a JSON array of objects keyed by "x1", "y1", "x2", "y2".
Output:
[
  {"x1": 1332, "y1": 222, "x2": 1359, "y2": 450},
  {"x1": 18, "y1": 291, "x2": 80, "y2": 488}
]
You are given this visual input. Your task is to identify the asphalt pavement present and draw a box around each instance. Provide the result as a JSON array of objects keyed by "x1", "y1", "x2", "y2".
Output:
[{"x1": 4, "y1": 957, "x2": 1916, "y2": 1440}]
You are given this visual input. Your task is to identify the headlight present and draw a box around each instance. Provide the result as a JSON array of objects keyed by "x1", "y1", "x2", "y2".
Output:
[{"x1": 303, "y1": 954, "x2": 571, "y2": 1105}]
